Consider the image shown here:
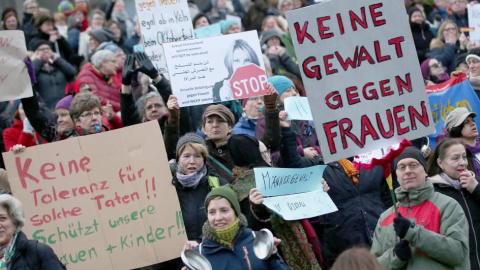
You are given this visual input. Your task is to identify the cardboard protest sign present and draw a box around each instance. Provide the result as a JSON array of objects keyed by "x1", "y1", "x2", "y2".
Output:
[
  {"x1": 162, "y1": 31, "x2": 266, "y2": 107},
  {"x1": 468, "y1": 4, "x2": 480, "y2": 41},
  {"x1": 254, "y1": 166, "x2": 337, "y2": 220},
  {"x1": 135, "y1": 0, "x2": 194, "y2": 77},
  {"x1": 286, "y1": 0, "x2": 434, "y2": 163},
  {"x1": 284, "y1": 96, "x2": 313, "y2": 120},
  {"x1": 0, "y1": 31, "x2": 33, "y2": 101},
  {"x1": 3, "y1": 121, "x2": 186, "y2": 270},
  {"x1": 426, "y1": 74, "x2": 480, "y2": 148}
]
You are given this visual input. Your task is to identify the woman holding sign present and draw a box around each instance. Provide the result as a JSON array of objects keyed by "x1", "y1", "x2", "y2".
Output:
[
  {"x1": 0, "y1": 194, "x2": 65, "y2": 269},
  {"x1": 212, "y1": 39, "x2": 261, "y2": 102}
]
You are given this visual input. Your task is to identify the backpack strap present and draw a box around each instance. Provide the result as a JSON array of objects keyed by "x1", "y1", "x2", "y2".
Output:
[{"x1": 208, "y1": 156, "x2": 232, "y2": 176}]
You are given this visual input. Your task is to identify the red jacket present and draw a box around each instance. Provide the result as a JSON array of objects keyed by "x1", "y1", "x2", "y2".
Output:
[
  {"x1": 2, "y1": 119, "x2": 47, "y2": 151},
  {"x1": 77, "y1": 63, "x2": 121, "y2": 112}
]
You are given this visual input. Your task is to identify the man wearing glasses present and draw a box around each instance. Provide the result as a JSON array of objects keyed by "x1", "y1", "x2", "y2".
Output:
[{"x1": 371, "y1": 146, "x2": 469, "y2": 269}]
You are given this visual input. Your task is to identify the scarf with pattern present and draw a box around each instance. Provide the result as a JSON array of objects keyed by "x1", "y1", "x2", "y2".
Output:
[{"x1": 0, "y1": 233, "x2": 17, "y2": 270}]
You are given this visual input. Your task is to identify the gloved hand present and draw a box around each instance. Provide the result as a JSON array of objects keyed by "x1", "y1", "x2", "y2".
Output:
[
  {"x1": 24, "y1": 57, "x2": 37, "y2": 84},
  {"x1": 135, "y1": 52, "x2": 159, "y2": 79},
  {"x1": 263, "y1": 83, "x2": 278, "y2": 112},
  {"x1": 122, "y1": 54, "x2": 135, "y2": 86},
  {"x1": 393, "y1": 240, "x2": 412, "y2": 261},
  {"x1": 23, "y1": 118, "x2": 34, "y2": 134},
  {"x1": 393, "y1": 215, "x2": 413, "y2": 239}
]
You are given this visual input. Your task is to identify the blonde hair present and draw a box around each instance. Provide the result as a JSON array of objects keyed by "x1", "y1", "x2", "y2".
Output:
[{"x1": 178, "y1": 142, "x2": 208, "y2": 161}]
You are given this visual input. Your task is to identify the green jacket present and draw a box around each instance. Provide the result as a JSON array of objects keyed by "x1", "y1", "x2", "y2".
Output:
[{"x1": 371, "y1": 179, "x2": 470, "y2": 270}]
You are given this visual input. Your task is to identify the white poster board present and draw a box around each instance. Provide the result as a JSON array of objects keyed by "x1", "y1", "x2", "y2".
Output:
[
  {"x1": 162, "y1": 31, "x2": 266, "y2": 107},
  {"x1": 135, "y1": 0, "x2": 194, "y2": 77},
  {"x1": 0, "y1": 30, "x2": 33, "y2": 101},
  {"x1": 468, "y1": 4, "x2": 480, "y2": 41},
  {"x1": 286, "y1": 0, "x2": 434, "y2": 163}
]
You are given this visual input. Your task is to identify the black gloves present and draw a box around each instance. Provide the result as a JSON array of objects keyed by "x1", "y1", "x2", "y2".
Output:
[
  {"x1": 393, "y1": 215, "x2": 413, "y2": 239},
  {"x1": 394, "y1": 240, "x2": 412, "y2": 261},
  {"x1": 122, "y1": 54, "x2": 135, "y2": 86},
  {"x1": 135, "y1": 52, "x2": 159, "y2": 79}
]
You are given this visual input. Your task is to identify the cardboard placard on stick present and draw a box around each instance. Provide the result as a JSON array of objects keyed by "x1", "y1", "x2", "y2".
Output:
[
  {"x1": 3, "y1": 121, "x2": 186, "y2": 270},
  {"x1": 135, "y1": 0, "x2": 194, "y2": 78},
  {"x1": 286, "y1": 0, "x2": 434, "y2": 163},
  {"x1": 0, "y1": 30, "x2": 33, "y2": 101}
]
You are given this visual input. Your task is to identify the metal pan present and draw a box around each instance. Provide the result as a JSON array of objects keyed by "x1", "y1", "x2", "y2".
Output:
[
  {"x1": 253, "y1": 228, "x2": 274, "y2": 260},
  {"x1": 181, "y1": 249, "x2": 212, "y2": 270}
]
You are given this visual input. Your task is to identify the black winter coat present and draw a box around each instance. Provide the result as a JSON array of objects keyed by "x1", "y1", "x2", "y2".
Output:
[
  {"x1": 172, "y1": 166, "x2": 227, "y2": 242},
  {"x1": 321, "y1": 162, "x2": 389, "y2": 266},
  {"x1": 434, "y1": 182, "x2": 480, "y2": 270},
  {"x1": 33, "y1": 58, "x2": 75, "y2": 110},
  {"x1": 10, "y1": 231, "x2": 65, "y2": 270},
  {"x1": 410, "y1": 22, "x2": 434, "y2": 64}
]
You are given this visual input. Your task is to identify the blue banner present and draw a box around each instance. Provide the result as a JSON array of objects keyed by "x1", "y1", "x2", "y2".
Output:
[{"x1": 427, "y1": 74, "x2": 480, "y2": 148}]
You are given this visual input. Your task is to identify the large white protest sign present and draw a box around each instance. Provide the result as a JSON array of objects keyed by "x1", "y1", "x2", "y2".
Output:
[
  {"x1": 286, "y1": 0, "x2": 434, "y2": 163},
  {"x1": 162, "y1": 31, "x2": 266, "y2": 107},
  {"x1": 468, "y1": 4, "x2": 480, "y2": 41},
  {"x1": 254, "y1": 166, "x2": 337, "y2": 220},
  {"x1": 3, "y1": 121, "x2": 186, "y2": 270},
  {"x1": 0, "y1": 31, "x2": 33, "y2": 101},
  {"x1": 135, "y1": 0, "x2": 194, "y2": 77}
]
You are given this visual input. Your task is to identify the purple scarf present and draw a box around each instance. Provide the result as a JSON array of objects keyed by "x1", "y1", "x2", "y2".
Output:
[{"x1": 466, "y1": 140, "x2": 480, "y2": 176}]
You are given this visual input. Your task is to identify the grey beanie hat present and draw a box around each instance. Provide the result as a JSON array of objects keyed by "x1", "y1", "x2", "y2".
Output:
[
  {"x1": 89, "y1": 28, "x2": 116, "y2": 44},
  {"x1": 176, "y1": 132, "x2": 207, "y2": 158},
  {"x1": 260, "y1": 29, "x2": 282, "y2": 46}
]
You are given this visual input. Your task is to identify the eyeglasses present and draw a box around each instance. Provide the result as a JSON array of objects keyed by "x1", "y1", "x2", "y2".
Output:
[
  {"x1": 26, "y1": 5, "x2": 38, "y2": 11},
  {"x1": 79, "y1": 111, "x2": 102, "y2": 118},
  {"x1": 429, "y1": 63, "x2": 442, "y2": 69},
  {"x1": 36, "y1": 47, "x2": 52, "y2": 52},
  {"x1": 444, "y1": 27, "x2": 457, "y2": 32},
  {"x1": 396, "y1": 162, "x2": 421, "y2": 171},
  {"x1": 146, "y1": 103, "x2": 163, "y2": 111}
]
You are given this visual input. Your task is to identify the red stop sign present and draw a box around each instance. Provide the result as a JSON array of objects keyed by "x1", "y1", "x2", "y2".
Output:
[{"x1": 230, "y1": 64, "x2": 268, "y2": 99}]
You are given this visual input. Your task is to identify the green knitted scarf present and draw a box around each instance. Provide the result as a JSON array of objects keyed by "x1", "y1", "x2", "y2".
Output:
[{"x1": 202, "y1": 214, "x2": 248, "y2": 248}]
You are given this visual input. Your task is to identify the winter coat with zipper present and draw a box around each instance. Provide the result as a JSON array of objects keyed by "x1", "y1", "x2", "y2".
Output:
[
  {"x1": 195, "y1": 226, "x2": 289, "y2": 270},
  {"x1": 33, "y1": 57, "x2": 75, "y2": 110},
  {"x1": 10, "y1": 231, "x2": 65, "y2": 270},
  {"x1": 371, "y1": 179, "x2": 470, "y2": 270},
  {"x1": 431, "y1": 174, "x2": 480, "y2": 270},
  {"x1": 410, "y1": 22, "x2": 434, "y2": 64},
  {"x1": 321, "y1": 162, "x2": 389, "y2": 266},
  {"x1": 77, "y1": 63, "x2": 121, "y2": 112},
  {"x1": 171, "y1": 164, "x2": 228, "y2": 242}
]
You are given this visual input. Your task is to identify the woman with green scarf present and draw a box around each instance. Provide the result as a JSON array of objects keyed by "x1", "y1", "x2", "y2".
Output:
[
  {"x1": 184, "y1": 185, "x2": 288, "y2": 270},
  {"x1": 0, "y1": 194, "x2": 65, "y2": 269}
]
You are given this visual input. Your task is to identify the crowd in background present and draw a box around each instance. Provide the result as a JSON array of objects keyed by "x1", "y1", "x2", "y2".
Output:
[{"x1": 0, "y1": 0, "x2": 478, "y2": 269}]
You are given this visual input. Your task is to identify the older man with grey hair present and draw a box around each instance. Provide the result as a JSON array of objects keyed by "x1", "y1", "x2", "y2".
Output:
[{"x1": 77, "y1": 50, "x2": 122, "y2": 112}]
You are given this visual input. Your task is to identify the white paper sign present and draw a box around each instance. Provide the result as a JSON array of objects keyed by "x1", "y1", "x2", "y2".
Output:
[
  {"x1": 135, "y1": 0, "x2": 194, "y2": 77},
  {"x1": 162, "y1": 31, "x2": 266, "y2": 107},
  {"x1": 286, "y1": 0, "x2": 434, "y2": 163},
  {"x1": 0, "y1": 31, "x2": 33, "y2": 101},
  {"x1": 468, "y1": 4, "x2": 480, "y2": 41},
  {"x1": 284, "y1": 96, "x2": 313, "y2": 120},
  {"x1": 263, "y1": 189, "x2": 337, "y2": 220}
]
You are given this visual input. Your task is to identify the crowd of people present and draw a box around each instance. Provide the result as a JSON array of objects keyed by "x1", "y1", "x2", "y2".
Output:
[{"x1": 0, "y1": 0, "x2": 478, "y2": 269}]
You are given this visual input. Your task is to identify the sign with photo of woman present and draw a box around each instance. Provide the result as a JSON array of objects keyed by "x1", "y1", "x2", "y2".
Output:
[{"x1": 162, "y1": 31, "x2": 267, "y2": 107}]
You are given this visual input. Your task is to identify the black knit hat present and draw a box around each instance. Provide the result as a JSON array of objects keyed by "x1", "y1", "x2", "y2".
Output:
[
  {"x1": 28, "y1": 39, "x2": 52, "y2": 51},
  {"x1": 393, "y1": 146, "x2": 427, "y2": 173}
]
